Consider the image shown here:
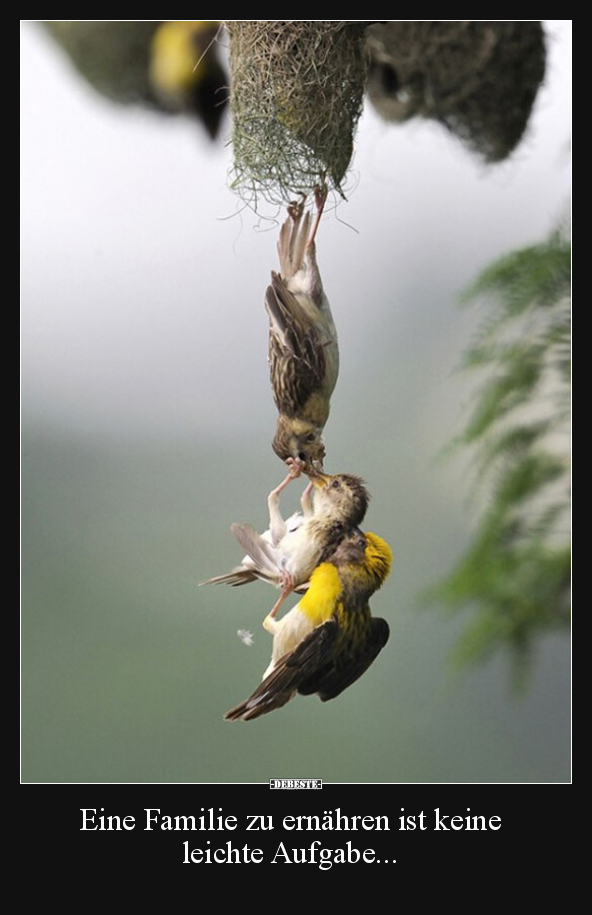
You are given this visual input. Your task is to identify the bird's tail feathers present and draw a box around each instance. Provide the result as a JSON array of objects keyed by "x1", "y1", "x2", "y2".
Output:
[
  {"x1": 277, "y1": 205, "x2": 311, "y2": 281},
  {"x1": 224, "y1": 621, "x2": 338, "y2": 721},
  {"x1": 223, "y1": 685, "x2": 296, "y2": 721},
  {"x1": 224, "y1": 659, "x2": 301, "y2": 721},
  {"x1": 198, "y1": 568, "x2": 257, "y2": 588}
]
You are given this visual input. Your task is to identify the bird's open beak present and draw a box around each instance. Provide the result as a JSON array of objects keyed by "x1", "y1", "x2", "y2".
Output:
[{"x1": 307, "y1": 467, "x2": 332, "y2": 489}]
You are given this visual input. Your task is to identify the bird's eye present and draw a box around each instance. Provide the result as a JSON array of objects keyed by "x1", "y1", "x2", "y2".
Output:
[
  {"x1": 331, "y1": 479, "x2": 340, "y2": 489},
  {"x1": 298, "y1": 451, "x2": 307, "y2": 461}
]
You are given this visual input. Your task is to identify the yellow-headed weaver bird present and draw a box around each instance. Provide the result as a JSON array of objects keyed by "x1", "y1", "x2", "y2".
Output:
[
  {"x1": 201, "y1": 468, "x2": 370, "y2": 621},
  {"x1": 40, "y1": 22, "x2": 228, "y2": 141},
  {"x1": 266, "y1": 188, "x2": 339, "y2": 472},
  {"x1": 224, "y1": 528, "x2": 392, "y2": 721},
  {"x1": 149, "y1": 20, "x2": 228, "y2": 139}
]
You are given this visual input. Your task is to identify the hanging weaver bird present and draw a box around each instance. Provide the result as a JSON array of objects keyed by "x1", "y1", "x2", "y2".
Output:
[
  {"x1": 149, "y1": 20, "x2": 228, "y2": 139},
  {"x1": 266, "y1": 188, "x2": 339, "y2": 472},
  {"x1": 201, "y1": 468, "x2": 370, "y2": 622},
  {"x1": 224, "y1": 529, "x2": 392, "y2": 721}
]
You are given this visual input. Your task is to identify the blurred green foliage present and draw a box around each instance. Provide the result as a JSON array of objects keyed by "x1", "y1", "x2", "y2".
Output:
[{"x1": 428, "y1": 229, "x2": 571, "y2": 684}]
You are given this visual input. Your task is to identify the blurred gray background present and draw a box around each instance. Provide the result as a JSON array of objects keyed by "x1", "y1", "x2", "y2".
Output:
[{"x1": 21, "y1": 21, "x2": 571, "y2": 783}]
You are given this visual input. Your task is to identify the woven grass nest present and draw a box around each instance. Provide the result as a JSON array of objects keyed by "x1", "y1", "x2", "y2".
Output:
[
  {"x1": 366, "y1": 21, "x2": 546, "y2": 163},
  {"x1": 225, "y1": 21, "x2": 546, "y2": 209},
  {"x1": 225, "y1": 21, "x2": 372, "y2": 208}
]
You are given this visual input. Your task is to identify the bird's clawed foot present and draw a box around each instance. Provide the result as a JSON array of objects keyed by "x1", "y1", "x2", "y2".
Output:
[
  {"x1": 287, "y1": 194, "x2": 306, "y2": 223},
  {"x1": 286, "y1": 456, "x2": 306, "y2": 478}
]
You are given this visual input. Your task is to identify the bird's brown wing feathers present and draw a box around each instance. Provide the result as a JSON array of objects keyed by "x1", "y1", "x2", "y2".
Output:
[
  {"x1": 298, "y1": 617, "x2": 390, "y2": 701},
  {"x1": 224, "y1": 621, "x2": 339, "y2": 721},
  {"x1": 265, "y1": 274, "x2": 327, "y2": 416}
]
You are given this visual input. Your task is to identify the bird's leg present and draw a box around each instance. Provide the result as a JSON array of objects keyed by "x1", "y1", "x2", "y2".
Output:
[
  {"x1": 267, "y1": 466, "x2": 300, "y2": 545},
  {"x1": 303, "y1": 186, "x2": 327, "y2": 300},
  {"x1": 263, "y1": 572, "x2": 296, "y2": 629},
  {"x1": 300, "y1": 480, "x2": 314, "y2": 517},
  {"x1": 309, "y1": 184, "x2": 328, "y2": 248},
  {"x1": 267, "y1": 476, "x2": 290, "y2": 546}
]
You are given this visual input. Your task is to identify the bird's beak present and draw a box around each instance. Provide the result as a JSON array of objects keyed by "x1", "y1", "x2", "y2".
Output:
[{"x1": 307, "y1": 468, "x2": 332, "y2": 489}]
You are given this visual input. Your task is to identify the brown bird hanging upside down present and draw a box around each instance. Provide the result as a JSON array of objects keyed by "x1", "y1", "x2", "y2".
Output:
[
  {"x1": 224, "y1": 527, "x2": 393, "y2": 721},
  {"x1": 266, "y1": 188, "x2": 339, "y2": 472}
]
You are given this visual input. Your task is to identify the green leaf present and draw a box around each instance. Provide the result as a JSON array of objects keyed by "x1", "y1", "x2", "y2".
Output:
[{"x1": 427, "y1": 223, "x2": 571, "y2": 684}]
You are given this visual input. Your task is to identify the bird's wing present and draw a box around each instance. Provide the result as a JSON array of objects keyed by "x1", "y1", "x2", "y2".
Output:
[
  {"x1": 298, "y1": 617, "x2": 390, "y2": 701},
  {"x1": 224, "y1": 620, "x2": 339, "y2": 721},
  {"x1": 230, "y1": 522, "x2": 280, "y2": 579},
  {"x1": 200, "y1": 512, "x2": 308, "y2": 588},
  {"x1": 265, "y1": 273, "x2": 327, "y2": 416}
]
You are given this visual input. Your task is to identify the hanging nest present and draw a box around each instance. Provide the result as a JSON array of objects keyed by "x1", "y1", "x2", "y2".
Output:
[
  {"x1": 225, "y1": 21, "x2": 371, "y2": 208},
  {"x1": 366, "y1": 21, "x2": 546, "y2": 162}
]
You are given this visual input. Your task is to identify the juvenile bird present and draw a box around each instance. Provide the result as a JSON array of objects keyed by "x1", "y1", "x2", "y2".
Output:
[
  {"x1": 224, "y1": 529, "x2": 393, "y2": 721},
  {"x1": 199, "y1": 472, "x2": 312, "y2": 590},
  {"x1": 266, "y1": 189, "x2": 339, "y2": 472},
  {"x1": 217, "y1": 469, "x2": 370, "y2": 623},
  {"x1": 201, "y1": 469, "x2": 370, "y2": 622}
]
